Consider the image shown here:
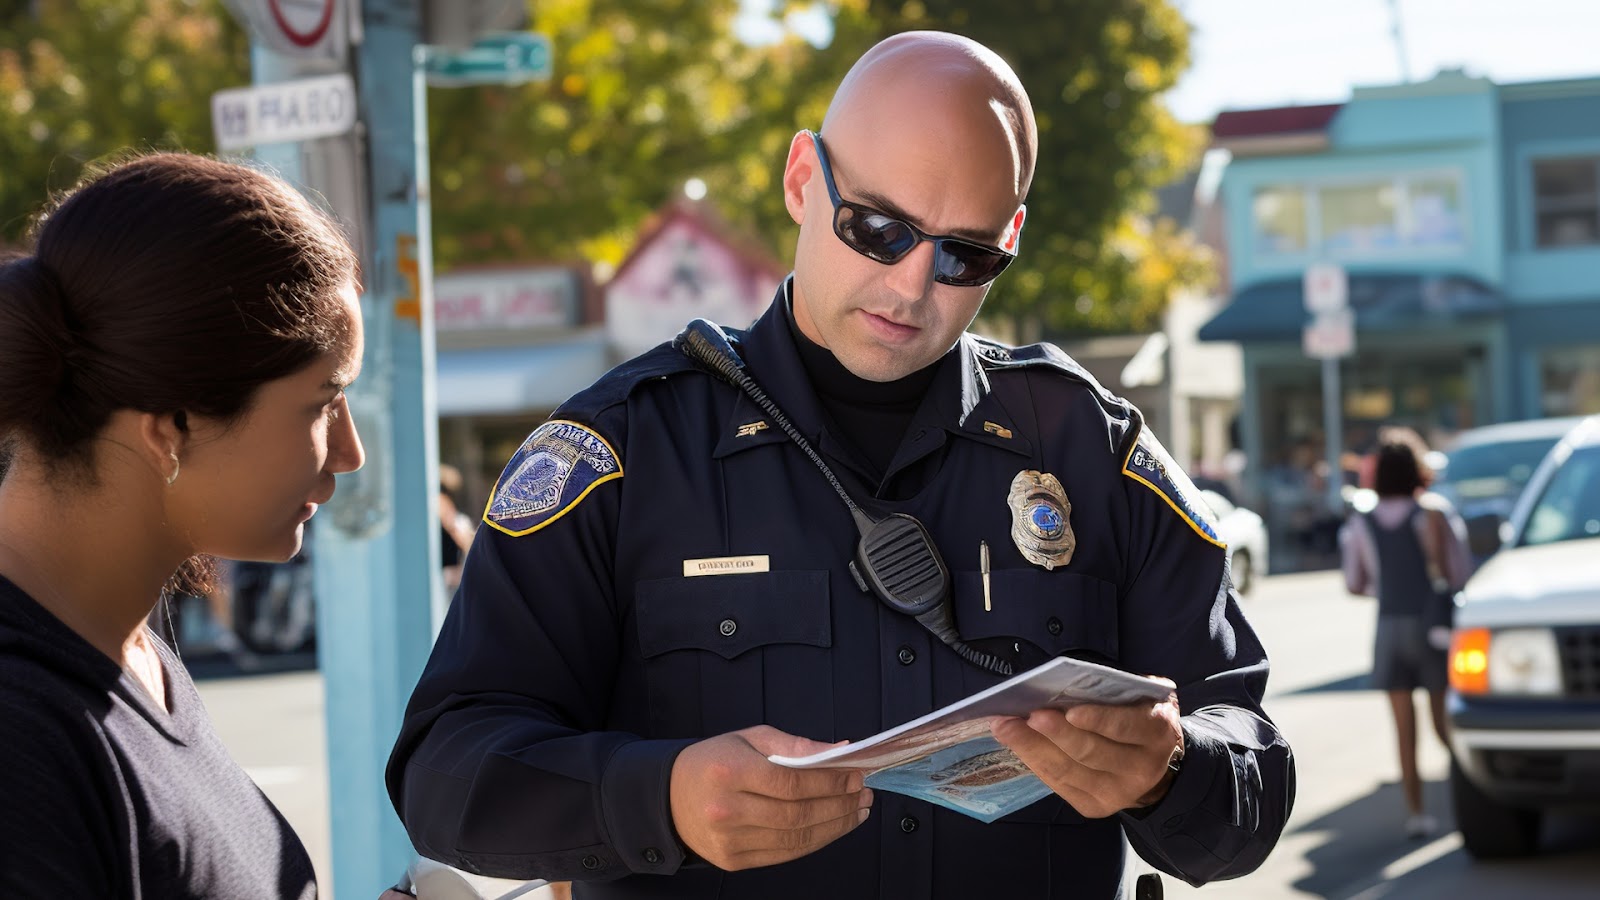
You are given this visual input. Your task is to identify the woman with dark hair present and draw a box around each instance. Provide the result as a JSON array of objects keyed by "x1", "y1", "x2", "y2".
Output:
[
  {"x1": 1340, "y1": 426, "x2": 1472, "y2": 840},
  {"x1": 0, "y1": 153, "x2": 365, "y2": 897}
]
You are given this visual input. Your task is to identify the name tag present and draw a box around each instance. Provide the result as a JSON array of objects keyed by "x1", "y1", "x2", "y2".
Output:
[{"x1": 682, "y1": 555, "x2": 770, "y2": 577}]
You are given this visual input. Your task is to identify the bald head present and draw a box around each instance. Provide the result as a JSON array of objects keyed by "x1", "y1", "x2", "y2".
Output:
[{"x1": 822, "y1": 31, "x2": 1037, "y2": 200}]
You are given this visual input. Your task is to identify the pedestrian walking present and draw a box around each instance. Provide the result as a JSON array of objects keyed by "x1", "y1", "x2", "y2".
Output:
[{"x1": 1340, "y1": 426, "x2": 1472, "y2": 839}]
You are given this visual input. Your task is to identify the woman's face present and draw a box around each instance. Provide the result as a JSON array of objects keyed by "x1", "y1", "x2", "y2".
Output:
[{"x1": 170, "y1": 285, "x2": 366, "y2": 562}]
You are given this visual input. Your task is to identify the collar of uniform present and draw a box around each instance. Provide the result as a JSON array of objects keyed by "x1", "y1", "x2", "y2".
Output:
[
  {"x1": 709, "y1": 278, "x2": 1032, "y2": 460},
  {"x1": 712, "y1": 279, "x2": 830, "y2": 460},
  {"x1": 938, "y1": 334, "x2": 1033, "y2": 457}
]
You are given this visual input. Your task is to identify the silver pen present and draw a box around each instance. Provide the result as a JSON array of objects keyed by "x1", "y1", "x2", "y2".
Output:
[{"x1": 980, "y1": 540, "x2": 991, "y2": 612}]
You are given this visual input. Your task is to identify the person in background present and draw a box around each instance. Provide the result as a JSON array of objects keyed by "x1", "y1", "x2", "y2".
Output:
[
  {"x1": 438, "y1": 463, "x2": 477, "y2": 594},
  {"x1": 0, "y1": 153, "x2": 365, "y2": 897},
  {"x1": 1340, "y1": 426, "x2": 1472, "y2": 839},
  {"x1": 388, "y1": 31, "x2": 1293, "y2": 899}
]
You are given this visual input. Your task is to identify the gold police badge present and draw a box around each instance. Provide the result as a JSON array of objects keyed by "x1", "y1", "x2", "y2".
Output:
[{"x1": 1007, "y1": 470, "x2": 1074, "y2": 570}]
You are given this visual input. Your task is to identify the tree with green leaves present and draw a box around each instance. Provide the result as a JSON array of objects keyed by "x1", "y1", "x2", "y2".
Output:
[
  {"x1": 0, "y1": 0, "x2": 249, "y2": 243},
  {"x1": 0, "y1": 0, "x2": 1207, "y2": 338},
  {"x1": 430, "y1": 0, "x2": 1209, "y2": 336}
]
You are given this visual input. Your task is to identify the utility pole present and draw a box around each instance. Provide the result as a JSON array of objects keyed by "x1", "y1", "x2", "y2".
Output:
[
  {"x1": 314, "y1": 1, "x2": 440, "y2": 896},
  {"x1": 1388, "y1": 0, "x2": 1413, "y2": 83},
  {"x1": 218, "y1": 0, "x2": 437, "y2": 894},
  {"x1": 218, "y1": 1, "x2": 541, "y2": 893}
]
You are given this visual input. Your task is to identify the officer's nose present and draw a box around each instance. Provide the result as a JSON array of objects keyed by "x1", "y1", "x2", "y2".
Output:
[{"x1": 883, "y1": 239, "x2": 937, "y2": 302}]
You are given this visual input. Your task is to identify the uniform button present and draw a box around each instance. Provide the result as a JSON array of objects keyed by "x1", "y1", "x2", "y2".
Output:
[
  {"x1": 897, "y1": 646, "x2": 916, "y2": 665},
  {"x1": 912, "y1": 428, "x2": 927, "y2": 440},
  {"x1": 718, "y1": 618, "x2": 737, "y2": 637},
  {"x1": 642, "y1": 847, "x2": 662, "y2": 865},
  {"x1": 1046, "y1": 617, "x2": 1063, "y2": 636},
  {"x1": 581, "y1": 855, "x2": 602, "y2": 870},
  {"x1": 899, "y1": 815, "x2": 919, "y2": 833}
]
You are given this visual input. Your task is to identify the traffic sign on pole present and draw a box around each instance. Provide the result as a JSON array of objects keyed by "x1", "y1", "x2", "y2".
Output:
[
  {"x1": 1303, "y1": 262, "x2": 1352, "y2": 515},
  {"x1": 422, "y1": 31, "x2": 553, "y2": 87},
  {"x1": 222, "y1": 0, "x2": 345, "y2": 59},
  {"x1": 1302, "y1": 308, "x2": 1355, "y2": 360},
  {"x1": 266, "y1": 0, "x2": 337, "y2": 48},
  {"x1": 211, "y1": 74, "x2": 358, "y2": 151},
  {"x1": 1303, "y1": 261, "x2": 1349, "y2": 316}
]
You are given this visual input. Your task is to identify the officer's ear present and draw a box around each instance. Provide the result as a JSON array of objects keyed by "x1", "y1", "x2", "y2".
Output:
[{"x1": 782, "y1": 131, "x2": 817, "y2": 226}]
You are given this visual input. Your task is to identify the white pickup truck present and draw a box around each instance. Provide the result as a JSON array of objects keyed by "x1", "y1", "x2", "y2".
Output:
[{"x1": 1448, "y1": 415, "x2": 1600, "y2": 859}]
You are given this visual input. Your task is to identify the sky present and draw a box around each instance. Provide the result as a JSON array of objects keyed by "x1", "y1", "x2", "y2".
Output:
[
  {"x1": 737, "y1": 0, "x2": 1600, "y2": 125},
  {"x1": 1168, "y1": 0, "x2": 1600, "y2": 123}
]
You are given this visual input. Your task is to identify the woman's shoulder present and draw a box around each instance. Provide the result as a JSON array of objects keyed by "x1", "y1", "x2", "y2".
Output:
[{"x1": 0, "y1": 681, "x2": 117, "y2": 817}]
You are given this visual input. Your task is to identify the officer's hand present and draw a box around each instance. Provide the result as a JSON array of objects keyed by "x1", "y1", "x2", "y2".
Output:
[
  {"x1": 991, "y1": 679, "x2": 1181, "y2": 819},
  {"x1": 669, "y1": 725, "x2": 873, "y2": 871}
]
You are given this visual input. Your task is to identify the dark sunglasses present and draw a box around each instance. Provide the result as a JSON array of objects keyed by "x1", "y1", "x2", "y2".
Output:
[{"x1": 806, "y1": 130, "x2": 1023, "y2": 287}]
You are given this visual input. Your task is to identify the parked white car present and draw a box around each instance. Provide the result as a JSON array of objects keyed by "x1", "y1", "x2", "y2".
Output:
[
  {"x1": 1448, "y1": 415, "x2": 1600, "y2": 859},
  {"x1": 1200, "y1": 490, "x2": 1269, "y2": 594}
]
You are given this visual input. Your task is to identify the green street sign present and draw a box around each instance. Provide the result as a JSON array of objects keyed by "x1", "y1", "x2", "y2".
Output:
[{"x1": 423, "y1": 31, "x2": 552, "y2": 87}]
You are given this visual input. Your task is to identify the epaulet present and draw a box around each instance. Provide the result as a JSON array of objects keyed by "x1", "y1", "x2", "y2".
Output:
[
  {"x1": 551, "y1": 335, "x2": 727, "y2": 422},
  {"x1": 969, "y1": 335, "x2": 1142, "y2": 458}
]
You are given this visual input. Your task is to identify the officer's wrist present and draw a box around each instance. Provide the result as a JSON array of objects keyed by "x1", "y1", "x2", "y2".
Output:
[{"x1": 1134, "y1": 740, "x2": 1185, "y2": 808}]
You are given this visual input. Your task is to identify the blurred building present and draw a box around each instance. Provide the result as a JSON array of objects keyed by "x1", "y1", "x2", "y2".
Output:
[
  {"x1": 1199, "y1": 70, "x2": 1600, "y2": 568},
  {"x1": 434, "y1": 262, "x2": 606, "y2": 514},
  {"x1": 604, "y1": 199, "x2": 784, "y2": 360}
]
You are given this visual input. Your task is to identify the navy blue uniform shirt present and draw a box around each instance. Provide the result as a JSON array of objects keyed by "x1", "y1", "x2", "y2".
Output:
[{"x1": 388, "y1": 283, "x2": 1295, "y2": 898}]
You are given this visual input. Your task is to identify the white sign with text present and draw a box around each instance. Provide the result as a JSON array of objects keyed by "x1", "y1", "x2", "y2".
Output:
[{"x1": 211, "y1": 74, "x2": 357, "y2": 151}]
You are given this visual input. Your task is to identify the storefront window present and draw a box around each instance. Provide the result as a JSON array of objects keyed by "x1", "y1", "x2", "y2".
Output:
[
  {"x1": 1408, "y1": 177, "x2": 1467, "y2": 248},
  {"x1": 1252, "y1": 172, "x2": 1466, "y2": 259},
  {"x1": 1319, "y1": 182, "x2": 1399, "y2": 253},
  {"x1": 1540, "y1": 345, "x2": 1600, "y2": 416},
  {"x1": 1254, "y1": 351, "x2": 1478, "y2": 572},
  {"x1": 1253, "y1": 187, "x2": 1307, "y2": 255},
  {"x1": 1533, "y1": 156, "x2": 1600, "y2": 248}
]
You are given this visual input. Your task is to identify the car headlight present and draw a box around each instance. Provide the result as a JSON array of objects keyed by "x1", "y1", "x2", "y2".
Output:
[{"x1": 1450, "y1": 627, "x2": 1563, "y2": 696}]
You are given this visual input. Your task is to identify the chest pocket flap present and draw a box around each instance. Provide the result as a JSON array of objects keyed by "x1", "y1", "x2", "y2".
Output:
[
  {"x1": 636, "y1": 571, "x2": 831, "y2": 660},
  {"x1": 953, "y1": 569, "x2": 1120, "y2": 662}
]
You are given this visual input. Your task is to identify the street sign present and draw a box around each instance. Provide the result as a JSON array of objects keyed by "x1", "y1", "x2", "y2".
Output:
[
  {"x1": 1303, "y1": 261, "x2": 1349, "y2": 315},
  {"x1": 267, "y1": 0, "x2": 337, "y2": 48},
  {"x1": 1303, "y1": 308, "x2": 1355, "y2": 360},
  {"x1": 211, "y1": 74, "x2": 357, "y2": 151},
  {"x1": 423, "y1": 31, "x2": 553, "y2": 87},
  {"x1": 222, "y1": 0, "x2": 344, "y2": 58}
]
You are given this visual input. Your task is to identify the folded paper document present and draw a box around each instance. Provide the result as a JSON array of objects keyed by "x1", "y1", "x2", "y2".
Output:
[{"x1": 768, "y1": 656, "x2": 1172, "y2": 822}]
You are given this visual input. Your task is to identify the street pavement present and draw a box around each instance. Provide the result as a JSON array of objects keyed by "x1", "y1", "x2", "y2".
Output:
[{"x1": 202, "y1": 570, "x2": 1600, "y2": 899}]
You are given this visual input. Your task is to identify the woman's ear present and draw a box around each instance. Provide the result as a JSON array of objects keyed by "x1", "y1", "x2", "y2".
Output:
[{"x1": 137, "y1": 411, "x2": 186, "y2": 482}]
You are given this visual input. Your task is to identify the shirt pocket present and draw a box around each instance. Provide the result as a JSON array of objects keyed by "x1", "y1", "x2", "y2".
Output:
[
  {"x1": 952, "y1": 568, "x2": 1120, "y2": 668},
  {"x1": 635, "y1": 570, "x2": 833, "y2": 740}
]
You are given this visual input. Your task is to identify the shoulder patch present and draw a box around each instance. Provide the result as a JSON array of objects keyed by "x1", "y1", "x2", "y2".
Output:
[
  {"x1": 1122, "y1": 430, "x2": 1225, "y2": 549},
  {"x1": 484, "y1": 420, "x2": 622, "y2": 537}
]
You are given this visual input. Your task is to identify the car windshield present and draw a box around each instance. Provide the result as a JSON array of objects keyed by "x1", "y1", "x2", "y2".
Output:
[
  {"x1": 1438, "y1": 436, "x2": 1563, "y2": 501},
  {"x1": 1519, "y1": 446, "x2": 1600, "y2": 547}
]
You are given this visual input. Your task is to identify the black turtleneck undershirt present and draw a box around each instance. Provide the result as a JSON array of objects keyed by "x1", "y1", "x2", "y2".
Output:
[{"x1": 785, "y1": 302, "x2": 941, "y2": 483}]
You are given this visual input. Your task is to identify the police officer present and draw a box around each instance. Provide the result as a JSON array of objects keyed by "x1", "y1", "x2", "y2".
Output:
[{"x1": 388, "y1": 31, "x2": 1294, "y2": 899}]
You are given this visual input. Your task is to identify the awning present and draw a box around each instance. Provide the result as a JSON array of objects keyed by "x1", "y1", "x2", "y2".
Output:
[
  {"x1": 1120, "y1": 332, "x2": 1169, "y2": 389},
  {"x1": 436, "y1": 330, "x2": 612, "y2": 417},
  {"x1": 1198, "y1": 272, "x2": 1503, "y2": 342}
]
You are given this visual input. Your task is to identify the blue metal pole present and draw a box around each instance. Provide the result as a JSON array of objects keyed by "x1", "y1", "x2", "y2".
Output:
[{"x1": 314, "y1": 1, "x2": 440, "y2": 896}]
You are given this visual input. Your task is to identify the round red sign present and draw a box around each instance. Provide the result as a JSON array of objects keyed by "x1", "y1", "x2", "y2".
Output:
[{"x1": 267, "y1": 0, "x2": 336, "y2": 49}]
